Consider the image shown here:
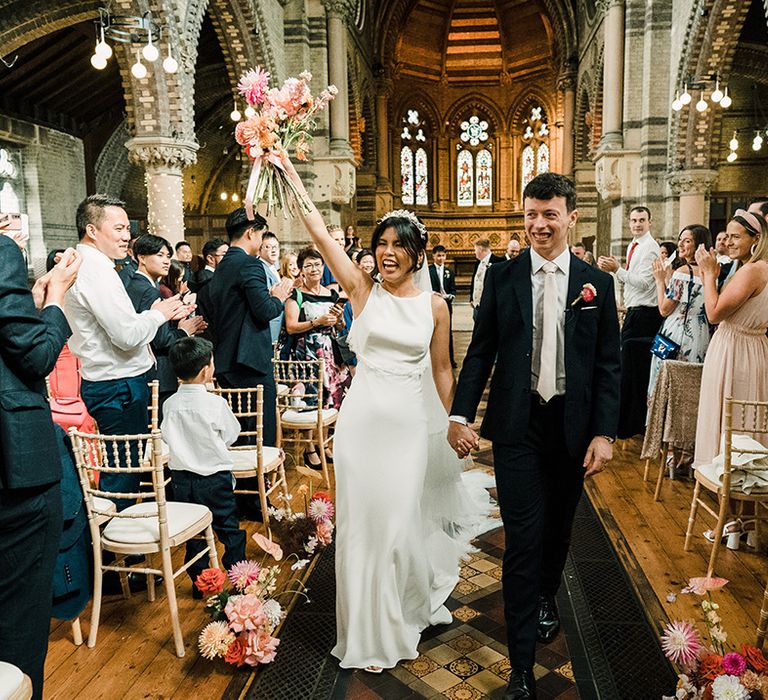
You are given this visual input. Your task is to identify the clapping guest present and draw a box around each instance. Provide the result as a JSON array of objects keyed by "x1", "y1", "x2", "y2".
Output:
[
  {"x1": 647, "y1": 225, "x2": 712, "y2": 399},
  {"x1": 125, "y1": 234, "x2": 207, "y2": 409},
  {"x1": 694, "y1": 210, "x2": 768, "y2": 468},
  {"x1": 0, "y1": 241, "x2": 79, "y2": 700},
  {"x1": 189, "y1": 238, "x2": 228, "y2": 292}
]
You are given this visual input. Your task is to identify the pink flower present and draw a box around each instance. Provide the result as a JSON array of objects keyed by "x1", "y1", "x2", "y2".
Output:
[
  {"x1": 722, "y1": 651, "x2": 747, "y2": 676},
  {"x1": 224, "y1": 594, "x2": 267, "y2": 633},
  {"x1": 228, "y1": 560, "x2": 262, "y2": 592},
  {"x1": 252, "y1": 532, "x2": 284, "y2": 561},
  {"x1": 316, "y1": 520, "x2": 334, "y2": 545},
  {"x1": 308, "y1": 495, "x2": 334, "y2": 523},
  {"x1": 571, "y1": 283, "x2": 597, "y2": 307},
  {"x1": 683, "y1": 577, "x2": 729, "y2": 595},
  {"x1": 661, "y1": 620, "x2": 701, "y2": 667},
  {"x1": 265, "y1": 78, "x2": 312, "y2": 120},
  {"x1": 238, "y1": 68, "x2": 271, "y2": 106},
  {"x1": 243, "y1": 629, "x2": 280, "y2": 665}
]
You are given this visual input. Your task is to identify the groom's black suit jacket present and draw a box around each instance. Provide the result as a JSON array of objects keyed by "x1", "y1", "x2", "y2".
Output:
[{"x1": 452, "y1": 248, "x2": 621, "y2": 459}]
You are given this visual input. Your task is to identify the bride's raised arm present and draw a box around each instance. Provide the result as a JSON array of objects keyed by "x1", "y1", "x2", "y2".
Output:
[{"x1": 280, "y1": 153, "x2": 371, "y2": 302}]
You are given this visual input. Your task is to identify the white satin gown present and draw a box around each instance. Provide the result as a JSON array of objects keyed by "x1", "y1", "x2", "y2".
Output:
[{"x1": 331, "y1": 283, "x2": 496, "y2": 669}]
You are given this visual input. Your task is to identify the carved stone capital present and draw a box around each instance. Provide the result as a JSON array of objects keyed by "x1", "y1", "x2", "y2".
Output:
[
  {"x1": 667, "y1": 169, "x2": 719, "y2": 196},
  {"x1": 125, "y1": 137, "x2": 199, "y2": 170},
  {"x1": 375, "y1": 77, "x2": 394, "y2": 97},
  {"x1": 597, "y1": 0, "x2": 623, "y2": 13},
  {"x1": 321, "y1": 0, "x2": 354, "y2": 20},
  {"x1": 557, "y1": 74, "x2": 576, "y2": 93}
]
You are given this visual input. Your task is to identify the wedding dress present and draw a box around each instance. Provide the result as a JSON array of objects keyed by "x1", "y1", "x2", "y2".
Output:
[{"x1": 331, "y1": 279, "x2": 496, "y2": 669}]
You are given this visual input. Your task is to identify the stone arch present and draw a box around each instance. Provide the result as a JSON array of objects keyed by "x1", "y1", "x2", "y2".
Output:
[
  {"x1": 445, "y1": 94, "x2": 504, "y2": 138},
  {"x1": 574, "y1": 83, "x2": 592, "y2": 162},
  {"x1": 507, "y1": 90, "x2": 557, "y2": 134},
  {"x1": 95, "y1": 120, "x2": 132, "y2": 196},
  {"x1": 668, "y1": 0, "x2": 752, "y2": 172},
  {"x1": 0, "y1": 1, "x2": 101, "y2": 54},
  {"x1": 391, "y1": 91, "x2": 441, "y2": 137},
  {"x1": 360, "y1": 92, "x2": 376, "y2": 169}
]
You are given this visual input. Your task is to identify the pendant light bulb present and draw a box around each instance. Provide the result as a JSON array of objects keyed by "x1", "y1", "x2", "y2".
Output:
[
  {"x1": 230, "y1": 99, "x2": 242, "y2": 121},
  {"x1": 695, "y1": 90, "x2": 708, "y2": 112},
  {"x1": 711, "y1": 79, "x2": 723, "y2": 103},
  {"x1": 671, "y1": 91, "x2": 682, "y2": 112},
  {"x1": 220, "y1": 191, "x2": 228, "y2": 201},
  {"x1": 95, "y1": 26, "x2": 112, "y2": 60},
  {"x1": 142, "y1": 35, "x2": 159, "y2": 62},
  {"x1": 729, "y1": 132, "x2": 739, "y2": 151},
  {"x1": 753, "y1": 133, "x2": 763, "y2": 151},
  {"x1": 90, "y1": 53, "x2": 108, "y2": 70},
  {"x1": 726, "y1": 150, "x2": 737, "y2": 162},
  {"x1": 163, "y1": 44, "x2": 178, "y2": 74},
  {"x1": 720, "y1": 87, "x2": 732, "y2": 109},
  {"x1": 244, "y1": 105, "x2": 256, "y2": 119},
  {"x1": 680, "y1": 83, "x2": 692, "y2": 105}
]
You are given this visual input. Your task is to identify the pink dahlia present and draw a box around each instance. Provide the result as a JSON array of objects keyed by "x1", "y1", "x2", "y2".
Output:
[
  {"x1": 661, "y1": 620, "x2": 701, "y2": 667},
  {"x1": 228, "y1": 560, "x2": 261, "y2": 592},
  {"x1": 722, "y1": 652, "x2": 747, "y2": 676},
  {"x1": 237, "y1": 68, "x2": 270, "y2": 106},
  {"x1": 308, "y1": 496, "x2": 334, "y2": 523},
  {"x1": 243, "y1": 629, "x2": 280, "y2": 665},
  {"x1": 224, "y1": 594, "x2": 267, "y2": 633},
  {"x1": 316, "y1": 520, "x2": 334, "y2": 545}
]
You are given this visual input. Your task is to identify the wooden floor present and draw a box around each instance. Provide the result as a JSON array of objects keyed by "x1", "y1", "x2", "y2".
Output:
[{"x1": 43, "y1": 306, "x2": 768, "y2": 697}]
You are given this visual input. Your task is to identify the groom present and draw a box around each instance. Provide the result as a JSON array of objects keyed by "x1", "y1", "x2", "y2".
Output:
[{"x1": 448, "y1": 173, "x2": 620, "y2": 699}]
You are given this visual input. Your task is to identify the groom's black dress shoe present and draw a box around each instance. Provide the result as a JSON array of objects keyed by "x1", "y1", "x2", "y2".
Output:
[
  {"x1": 504, "y1": 668, "x2": 536, "y2": 699},
  {"x1": 537, "y1": 594, "x2": 560, "y2": 644}
]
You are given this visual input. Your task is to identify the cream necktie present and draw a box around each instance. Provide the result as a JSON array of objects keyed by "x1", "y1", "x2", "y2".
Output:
[{"x1": 537, "y1": 261, "x2": 558, "y2": 402}]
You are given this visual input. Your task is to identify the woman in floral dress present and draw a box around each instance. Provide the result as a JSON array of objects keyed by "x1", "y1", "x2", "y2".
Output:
[{"x1": 647, "y1": 225, "x2": 713, "y2": 400}]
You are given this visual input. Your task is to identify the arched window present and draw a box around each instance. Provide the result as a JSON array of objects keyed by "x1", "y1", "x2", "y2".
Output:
[
  {"x1": 0, "y1": 148, "x2": 22, "y2": 213},
  {"x1": 520, "y1": 106, "x2": 550, "y2": 192},
  {"x1": 400, "y1": 109, "x2": 429, "y2": 206},
  {"x1": 457, "y1": 114, "x2": 493, "y2": 207}
]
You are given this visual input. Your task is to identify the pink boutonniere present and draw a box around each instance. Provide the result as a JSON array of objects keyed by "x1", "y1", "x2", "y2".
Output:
[{"x1": 571, "y1": 283, "x2": 597, "y2": 307}]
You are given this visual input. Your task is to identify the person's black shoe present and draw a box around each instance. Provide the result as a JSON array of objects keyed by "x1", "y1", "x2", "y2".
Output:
[
  {"x1": 101, "y1": 572, "x2": 163, "y2": 595},
  {"x1": 192, "y1": 585, "x2": 204, "y2": 600},
  {"x1": 504, "y1": 668, "x2": 536, "y2": 699},
  {"x1": 537, "y1": 594, "x2": 560, "y2": 643}
]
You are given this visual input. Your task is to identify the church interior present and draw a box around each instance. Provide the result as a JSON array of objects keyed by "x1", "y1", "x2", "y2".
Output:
[{"x1": 2, "y1": 0, "x2": 768, "y2": 698}]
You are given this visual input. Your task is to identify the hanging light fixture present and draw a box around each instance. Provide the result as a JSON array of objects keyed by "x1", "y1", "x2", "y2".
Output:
[
  {"x1": 695, "y1": 90, "x2": 708, "y2": 112},
  {"x1": 720, "y1": 86, "x2": 732, "y2": 109},
  {"x1": 90, "y1": 52, "x2": 108, "y2": 70},
  {"x1": 162, "y1": 43, "x2": 178, "y2": 74},
  {"x1": 95, "y1": 25, "x2": 112, "y2": 60},
  {"x1": 231, "y1": 193, "x2": 240, "y2": 202},
  {"x1": 726, "y1": 150, "x2": 737, "y2": 162},
  {"x1": 711, "y1": 78, "x2": 723, "y2": 103},
  {"x1": 680, "y1": 83, "x2": 692, "y2": 105},
  {"x1": 142, "y1": 34, "x2": 159, "y2": 62},
  {"x1": 671, "y1": 91, "x2": 683, "y2": 111},
  {"x1": 244, "y1": 105, "x2": 256, "y2": 119},
  {"x1": 131, "y1": 51, "x2": 147, "y2": 79},
  {"x1": 230, "y1": 99, "x2": 242, "y2": 122},
  {"x1": 220, "y1": 191, "x2": 228, "y2": 201},
  {"x1": 729, "y1": 131, "x2": 739, "y2": 151},
  {"x1": 753, "y1": 132, "x2": 763, "y2": 151}
]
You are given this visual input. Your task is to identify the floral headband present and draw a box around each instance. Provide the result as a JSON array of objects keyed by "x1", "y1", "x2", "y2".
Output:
[
  {"x1": 733, "y1": 208, "x2": 765, "y2": 236},
  {"x1": 379, "y1": 209, "x2": 428, "y2": 243}
]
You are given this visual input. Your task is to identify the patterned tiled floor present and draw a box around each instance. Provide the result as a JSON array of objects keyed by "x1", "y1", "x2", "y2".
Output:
[{"x1": 339, "y1": 524, "x2": 579, "y2": 700}]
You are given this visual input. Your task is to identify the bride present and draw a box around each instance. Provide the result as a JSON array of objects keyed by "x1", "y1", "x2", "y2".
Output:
[{"x1": 281, "y1": 154, "x2": 495, "y2": 672}]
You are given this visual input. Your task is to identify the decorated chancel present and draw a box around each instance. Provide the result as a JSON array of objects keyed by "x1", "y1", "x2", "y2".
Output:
[{"x1": 2, "y1": 1, "x2": 768, "y2": 700}]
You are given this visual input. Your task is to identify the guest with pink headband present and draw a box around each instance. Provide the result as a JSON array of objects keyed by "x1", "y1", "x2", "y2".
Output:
[{"x1": 692, "y1": 207, "x2": 768, "y2": 469}]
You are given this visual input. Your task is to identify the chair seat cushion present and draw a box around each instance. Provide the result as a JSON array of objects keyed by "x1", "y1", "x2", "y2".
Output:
[
  {"x1": 92, "y1": 496, "x2": 117, "y2": 525},
  {"x1": 276, "y1": 383, "x2": 289, "y2": 396},
  {"x1": 0, "y1": 662, "x2": 25, "y2": 700},
  {"x1": 230, "y1": 446, "x2": 282, "y2": 472},
  {"x1": 102, "y1": 502, "x2": 211, "y2": 545},
  {"x1": 282, "y1": 408, "x2": 338, "y2": 424},
  {"x1": 696, "y1": 462, "x2": 768, "y2": 494}
]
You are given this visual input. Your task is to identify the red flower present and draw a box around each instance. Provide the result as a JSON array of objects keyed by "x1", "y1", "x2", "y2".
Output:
[
  {"x1": 312, "y1": 491, "x2": 332, "y2": 503},
  {"x1": 741, "y1": 644, "x2": 768, "y2": 673},
  {"x1": 194, "y1": 568, "x2": 227, "y2": 595},
  {"x1": 581, "y1": 286, "x2": 596, "y2": 303},
  {"x1": 224, "y1": 637, "x2": 247, "y2": 666},
  {"x1": 698, "y1": 654, "x2": 723, "y2": 682}
]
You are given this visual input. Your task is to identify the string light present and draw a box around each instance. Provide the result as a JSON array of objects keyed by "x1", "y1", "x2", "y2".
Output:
[
  {"x1": 753, "y1": 132, "x2": 763, "y2": 151},
  {"x1": 220, "y1": 191, "x2": 228, "y2": 200},
  {"x1": 729, "y1": 132, "x2": 739, "y2": 151},
  {"x1": 727, "y1": 150, "x2": 737, "y2": 162}
]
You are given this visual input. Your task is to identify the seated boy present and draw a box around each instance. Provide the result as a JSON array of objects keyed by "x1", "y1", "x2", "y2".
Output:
[{"x1": 161, "y1": 337, "x2": 246, "y2": 597}]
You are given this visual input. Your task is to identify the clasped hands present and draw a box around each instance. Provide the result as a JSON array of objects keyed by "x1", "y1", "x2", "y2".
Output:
[{"x1": 447, "y1": 421, "x2": 612, "y2": 478}]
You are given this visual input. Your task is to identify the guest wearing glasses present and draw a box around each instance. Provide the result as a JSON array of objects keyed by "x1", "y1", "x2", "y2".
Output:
[
  {"x1": 260, "y1": 232, "x2": 283, "y2": 342},
  {"x1": 189, "y1": 238, "x2": 228, "y2": 292}
]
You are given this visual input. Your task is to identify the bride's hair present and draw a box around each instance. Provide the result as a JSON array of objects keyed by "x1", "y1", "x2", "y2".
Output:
[{"x1": 371, "y1": 213, "x2": 427, "y2": 273}]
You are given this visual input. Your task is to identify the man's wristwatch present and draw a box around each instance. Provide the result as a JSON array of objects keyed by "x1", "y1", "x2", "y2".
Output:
[{"x1": 598, "y1": 435, "x2": 616, "y2": 444}]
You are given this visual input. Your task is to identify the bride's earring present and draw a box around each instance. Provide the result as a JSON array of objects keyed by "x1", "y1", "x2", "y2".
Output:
[{"x1": 751, "y1": 242, "x2": 759, "y2": 256}]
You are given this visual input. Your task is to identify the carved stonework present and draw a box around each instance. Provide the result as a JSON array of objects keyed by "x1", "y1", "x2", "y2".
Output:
[
  {"x1": 596, "y1": 0, "x2": 623, "y2": 13},
  {"x1": 595, "y1": 156, "x2": 622, "y2": 200},
  {"x1": 321, "y1": 0, "x2": 355, "y2": 21},
  {"x1": 126, "y1": 137, "x2": 199, "y2": 170},
  {"x1": 667, "y1": 169, "x2": 719, "y2": 196}
]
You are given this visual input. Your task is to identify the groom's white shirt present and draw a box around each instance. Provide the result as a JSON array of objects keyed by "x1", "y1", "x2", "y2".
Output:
[{"x1": 530, "y1": 247, "x2": 569, "y2": 396}]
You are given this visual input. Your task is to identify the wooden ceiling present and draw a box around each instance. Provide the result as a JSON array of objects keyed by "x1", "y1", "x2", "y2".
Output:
[
  {"x1": 0, "y1": 21, "x2": 124, "y2": 136},
  {"x1": 396, "y1": 0, "x2": 552, "y2": 83}
]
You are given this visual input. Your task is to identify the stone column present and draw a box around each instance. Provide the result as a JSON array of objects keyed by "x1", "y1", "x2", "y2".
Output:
[
  {"x1": 599, "y1": 0, "x2": 625, "y2": 149},
  {"x1": 667, "y1": 169, "x2": 718, "y2": 228},
  {"x1": 322, "y1": 0, "x2": 353, "y2": 156},
  {"x1": 375, "y1": 80, "x2": 392, "y2": 186},
  {"x1": 559, "y1": 74, "x2": 576, "y2": 177},
  {"x1": 126, "y1": 137, "x2": 198, "y2": 246}
]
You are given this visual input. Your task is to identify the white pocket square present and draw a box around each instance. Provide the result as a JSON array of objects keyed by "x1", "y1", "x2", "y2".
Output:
[{"x1": 581, "y1": 305, "x2": 598, "y2": 310}]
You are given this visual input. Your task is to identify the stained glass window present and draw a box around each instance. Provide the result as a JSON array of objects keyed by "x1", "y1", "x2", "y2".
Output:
[
  {"x1": 400, "y1": 146, "x2": 414, "y2": 205},
  {"x1": 520, "y1": 106, "x2": 549, "y2": 193},
  {"x1": 476, "y1": 150, "x2": 492, "y2": 206},
  {"x1": 400, "y1": 111, "x2": 428, "y2": 206},
  {"x1": 415, "y1": 148, "x2": 428, "y2": 206},
  {"x1": 521, "y1": 145, "x2": 535, "y2": 191},
  {"x1": 457, "y1": 150, "x2": 474, "y2": 207},
  {"x1": 0, "y1": 147, "x2": 22, "y2": 214}
]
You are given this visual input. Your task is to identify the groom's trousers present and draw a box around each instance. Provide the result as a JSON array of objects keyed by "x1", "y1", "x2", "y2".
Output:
[{"x1": 492, "y1": 394, "x2": 585, "y2": 670}]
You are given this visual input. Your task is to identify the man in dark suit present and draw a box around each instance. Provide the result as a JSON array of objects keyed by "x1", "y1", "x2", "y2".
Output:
[
  {"x1": 0, "y1": 237, "x2": 80, "y2": 699},
  {"x1": 189, "y1": 238, "x2": 228, "y2": 293},
  {"x1": 201, "y1": 209, "x2": 292, "y2": 447},
  {"x1": 470, "y1": 238, "x2": 504, "y2": 321},
  {"x1": 429, "y1": 245, "x2": 457, "y2": 367},
  {"x1": 448, "y1": 173, "x2": 621, "y2": 699},
  {"x1": 125, "y1": 234, "x2": 207, "y2": 410}
]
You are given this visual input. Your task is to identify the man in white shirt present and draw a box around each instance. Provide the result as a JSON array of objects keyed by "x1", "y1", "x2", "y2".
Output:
[
  {"x1": 64, "y1": 194, "x2": 190, "y2": 502},
  {"x1": 470, "y1": 239, "x2": 503, "y2": 321},
  {"x1": 506, "y1": 239, "x2": 521, "y2": 260},
  {"x1": 598, "y1": 205, "x2": 662, "y2": 436},
  {"x1": 714, "y1": 230, "x2": 731, "y2": 264},
  {"x1": 428, "y1": 245, "x2": 457, "y2": 366}
]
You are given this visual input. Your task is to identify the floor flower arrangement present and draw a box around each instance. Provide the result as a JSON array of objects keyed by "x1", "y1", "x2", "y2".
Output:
[
  {"x1": 662, "y1": 577, "x2": 768, "y2": 699},
  {"x1": 195, "y1": 489, "x2": 335, "y2": 667}
]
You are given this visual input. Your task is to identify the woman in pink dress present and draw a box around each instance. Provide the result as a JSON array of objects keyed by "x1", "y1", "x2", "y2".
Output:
[{"x1": 693, "y1": 209, "x2": 768, "y2": 467}]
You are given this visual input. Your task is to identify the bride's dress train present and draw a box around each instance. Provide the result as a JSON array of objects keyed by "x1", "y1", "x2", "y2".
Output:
[{"x1": 331, "y1": 283, "x2": 496, "y2": 669}]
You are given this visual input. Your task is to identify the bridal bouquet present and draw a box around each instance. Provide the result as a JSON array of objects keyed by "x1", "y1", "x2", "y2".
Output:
[
  {"x1": 661, "y1": 577, "x2": 768, "y2": 699},
  {"x1": 235, "y1": 67, "x2": 336, "y2": 218}
]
